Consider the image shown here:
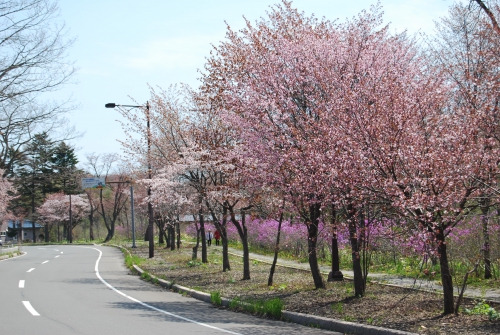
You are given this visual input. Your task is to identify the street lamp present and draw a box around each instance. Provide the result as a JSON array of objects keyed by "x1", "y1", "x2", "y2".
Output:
[{"x1": 105, "y1": 102, "x2": 154, "y2": 258}]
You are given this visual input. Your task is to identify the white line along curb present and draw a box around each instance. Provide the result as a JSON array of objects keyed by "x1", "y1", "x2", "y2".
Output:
[{"x1": 90, "y1": 247, "x2": 242, "y2": 335}]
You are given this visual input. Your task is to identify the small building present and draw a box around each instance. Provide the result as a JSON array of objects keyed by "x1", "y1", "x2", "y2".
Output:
[{"x1": 0, "y1": 220, "x2": 44, "y2": 244}]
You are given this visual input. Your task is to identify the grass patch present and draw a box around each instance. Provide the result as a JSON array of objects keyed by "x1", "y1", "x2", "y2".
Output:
[
  {"x1": 125, "y1": 254, "x2": 144, "y2": 268},
  {"x1": 331, "y1": 302, "x2": 343, "y2": 314},
  {"x1": 227, "y1": 297, "x2": 283, "y2": 319},
  {"x1": 211, "y1": 291, "x2": 222, "y2": 306}
]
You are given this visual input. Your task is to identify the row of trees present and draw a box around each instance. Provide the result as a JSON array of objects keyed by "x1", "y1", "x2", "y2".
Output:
[
  {"x1": 114, "y1": 1, "x2": 500, "y2": 316},
  {"x1": 0, "y1": 0, "x2": 80, "y2": 241}
]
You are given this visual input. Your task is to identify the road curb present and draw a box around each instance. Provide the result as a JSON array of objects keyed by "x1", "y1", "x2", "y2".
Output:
[
  {"x1": 282, "y1": 311, "x2": 416, "y2": 335},
  {"x1": 0, "y1": 251, "x2": 24, "y2": 262},
  {"x1": 123, "y1": 248, "x2": 417, "y2": 335}
]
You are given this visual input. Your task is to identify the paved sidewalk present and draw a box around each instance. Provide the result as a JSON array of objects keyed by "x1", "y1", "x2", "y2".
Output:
[{"x1": 221, "y1": 246, "x2": 500, "y2": 303}]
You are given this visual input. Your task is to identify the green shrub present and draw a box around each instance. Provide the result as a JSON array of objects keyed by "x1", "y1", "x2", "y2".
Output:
[
  {"x1": 211, "y1": 291, "x2": 222, "y2": 306},
  {"x1": 263, "y1": 298, "x2": 283, "y2": 318},
  {"x1": 465, "y1": 301, "x2": 500, "y2": 321}
]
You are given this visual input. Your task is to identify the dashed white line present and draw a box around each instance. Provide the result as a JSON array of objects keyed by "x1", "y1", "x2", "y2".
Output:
[
  {"x1": 27, "y1": 268, "x2": 35, "y2": 272},
  {"x1": 54, "y1": 249, "x2": 59, "y2": 251},
  {"x1": 91, "y1": 248, "x2": 241, "y2": 335},
  {"x1": 60, "y1": 252, "x2": 63, "y2": 254},
  {"x1": 41, "y1": 260, "x2": 48, "y2": 264},
  {"x1": 55, "y1": 255, "x2": 59, "y2": 258},
  {"x1": 19, "y1": 280, "x2": 25, "y2": 288},
  {"x1": 22, "y1": 301, "x2": 40, "y2": 316}
]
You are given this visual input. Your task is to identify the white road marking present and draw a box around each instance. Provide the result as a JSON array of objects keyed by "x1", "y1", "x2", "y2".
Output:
[
  {"x1": 42, "y1": 260, "x2": 48, "y2": 264},
  {"x1": 22, "y1": 301, "x2": 40, "y2": 316},
  {"x1": 91, "y1": 248, "x2": 241, "y2": 335},
  {"x1": 55, "y1": 255, "x2": 59, "y2": 258},
  {"x1": 60, "y1": 252, "x2": 63, "y2": 254},
  {"x1": 54, "y1": 249, "x2": 59, "y2": 251},
  {"x1": 19, "y1": 280, "x2": 25, "y2": 288},
  {"x1": 27, "y1": 268, "x2": 35, "y2": 272}
]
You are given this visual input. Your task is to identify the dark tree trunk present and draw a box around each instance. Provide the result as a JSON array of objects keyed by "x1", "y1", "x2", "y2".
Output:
[
  {"x1": 328, "y1": 205, "x2": 343, "y2": 282},
  {"x1": 206, "y1": 200, "x2": 230, "y2": 272},
  {"x1": 176, "y1": 221, "x2": 181, "y2": 250},
  {"x1": 221, "y1": 208, "x2": 231, "y2": 272},
  {"x1": 481, "y1": 206, "x2": 492, "y2": 279},
  {"x1": 268, "y1": 211, "x2": 284, "y2": 286},
  {"x1": 200, "y1": 209, "x2": 207, "y2": 263},
  {"x1": 228, "y1": 206, "x2": 250, "y2": 280},
  {"x1": 308, "y1": 203, "x2": 325, "y2": 289},
  {"x1": 158, "y1": 218, "x2": 165, "y2": 245},
  {"x1": 103, "y1": 224, "x2": 115, "y2": 243},
  {"x1": 165, "y1": 226, "x2": 170, "y2": 248},
  {"x1": 170, "y1": 225, "x2": 175, "y2": 251},
  {"x1": 144, "y1": 225, "x2": 150, "y2": 241},
  {"x1": 31, "y1": 181, "x2": 36, "y2": 243},
  {"x1": 89, "y1": 214, "x2": 94, "y2": 241},
  {"x1": 192, "y1": 222, "x2": 200, "y2": 260},
  {"x1": 436, "y1": 228, "x2": 454, "y2": 315},
  {"x1": 347, "y1": 203, "x2": 364, "y2": 297}
]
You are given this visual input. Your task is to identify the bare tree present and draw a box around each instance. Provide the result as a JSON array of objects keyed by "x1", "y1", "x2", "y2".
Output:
[{"x1": 0, "y1": 0, "x2": 77, "y2": 174}]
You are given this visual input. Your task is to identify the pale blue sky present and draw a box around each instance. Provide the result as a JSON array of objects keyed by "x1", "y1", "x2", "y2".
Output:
[{"x1": 53, "y1": 0, "x2": 452, "y2": 164}]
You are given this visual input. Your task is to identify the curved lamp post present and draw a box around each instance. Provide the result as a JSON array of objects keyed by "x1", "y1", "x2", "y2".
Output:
[{"x1": 105, "y1": 102, "x2": 154, "y2": 258}]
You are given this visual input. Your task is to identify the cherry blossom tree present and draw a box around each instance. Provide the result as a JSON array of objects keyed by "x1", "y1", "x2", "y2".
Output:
[{"x1": 37, "y1": 192, "x2": 89, "y2": 241}]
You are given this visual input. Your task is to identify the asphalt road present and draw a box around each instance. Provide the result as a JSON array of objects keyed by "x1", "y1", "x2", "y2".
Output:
[{"x1": 0, "y1": 245, "x2": 339, "y2": 335}]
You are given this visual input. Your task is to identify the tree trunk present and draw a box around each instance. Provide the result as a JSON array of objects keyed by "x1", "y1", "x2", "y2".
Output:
[
  {"x1": 436, "y1": 228, "x2": 454, "y2": 315},
  {"x1": 308, "y1": 203, "x2": 325, "y2": 289},
  {"x1": 192, "y1": 222, "x2": 200, "y2": 260},
  {"x1": 170, "y1": 225, "x2": 175, "y2": 251},
  {"x1": 481, "y1": 206, "x2": 492, "y2": 279},
  {"x1": 31, "y1": 177, "x2": 36, "y2": 243},
  {"x1": 165, "y1": 226, "x2": 170, "y2": 248},
  {"x1": 347, "y1": 203, "x2": 364, "y2": 297},
  {"x1": 89, "y1": 213, "x2": 94, "y2": 241},
  {"x1": 206, "y1": 200, "x2": 230, "y2": 272},
  {"x1": 158, "y1": 218, "x2": 165, "y2": 245},
  {"x1": 218, "y1": 205, "x2": 231, "y2": 272},
  {"x1": 229, "y1": 206, "x2": 250, "y2": 280},
  {"x1": 328, "y1": 205, "x2": 343, "y2": 282},
  {"x1": 176, "y1": 220, "x2": 181, "y2": 250},
  {"x1": 103, "y1": 224, "x2": 115, "y2": 243},
  {"x1": 268, "y1": 211, "x2": 284, "y2": 286},
  {"x1": 200, "y1": 209, "x2": 207, "y2": 263}
]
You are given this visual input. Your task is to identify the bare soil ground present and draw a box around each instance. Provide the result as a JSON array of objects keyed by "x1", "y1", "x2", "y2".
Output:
[{"x1": 127, "y1": 244, "x2": 500, "y2": 335}]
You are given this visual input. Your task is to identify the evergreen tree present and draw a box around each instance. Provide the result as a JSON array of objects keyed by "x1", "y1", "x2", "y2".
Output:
[{"x1": 13, "y1": 132, "x2": 56, "y2": 242}]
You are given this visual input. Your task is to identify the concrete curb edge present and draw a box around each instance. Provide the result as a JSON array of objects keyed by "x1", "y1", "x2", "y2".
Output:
[{"x1": 112, "y1": 245, "x2": 418, "y2": 335}]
